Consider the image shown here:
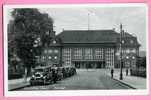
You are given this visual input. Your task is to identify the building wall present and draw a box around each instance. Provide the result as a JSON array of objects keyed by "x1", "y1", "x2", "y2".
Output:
[
  {"x1": 39, "y1": 44, "x2": 139, "y2": 69},
  {"x1": 115, "y1": 47, "x2": 139, "y2": 68},
  {"x1": 62, "y1": 47, "x2": 115, "y2": 68},
  {"x1": 38, "y1": 34, "x2": 140, "y2": 69},
  {"x1": 114, "y1": 36, "x2": 140, "y2": 68},
  {"x1": 39, "y1": 47, "x2": 61, "y2": 66}
]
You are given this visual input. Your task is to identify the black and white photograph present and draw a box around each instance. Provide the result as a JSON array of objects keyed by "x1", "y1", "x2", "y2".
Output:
[{"x1": 3, "y1": 4, "x2": 148, "y2": 96}]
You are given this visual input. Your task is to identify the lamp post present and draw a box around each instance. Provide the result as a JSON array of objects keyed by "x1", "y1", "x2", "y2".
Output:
[{"x1": 119, "y1": 24, "x2": 123, "y2": 80}]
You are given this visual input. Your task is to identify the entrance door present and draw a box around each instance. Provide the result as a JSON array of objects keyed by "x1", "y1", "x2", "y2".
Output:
[
  {"x1": 75, "y1": 62, "x2": 80, "y2": 68},
  {"x1": 96, "y1": 61, "x2": 105, "y2": 68}
]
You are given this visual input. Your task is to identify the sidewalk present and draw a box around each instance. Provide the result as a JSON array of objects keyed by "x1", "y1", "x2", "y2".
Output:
[
  {"x1": 106, "y1": 69, "x2": 147, "y2": 89},
  {"x1": 8, "y1": 78, "x2": 30, "y2": 91}
]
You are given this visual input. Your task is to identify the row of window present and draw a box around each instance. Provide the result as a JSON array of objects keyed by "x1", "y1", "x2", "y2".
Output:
[
  {"x1": 117, "y1": 48, "x2": 137, "y2": 54},
  {"x1": 72, "y1": 48, "x2": 104, "y2": 60},
  {"x1": 44, "y1": 49, "x2": 59, "y2": 54},
  {"x1": 124, "y1": 60, "x2": 136, "y2": 67},
  {"x1": 105, "y1": 48, "x2": 114, "y2": 67},
  {"x1": 94, "y1": 48, "x2": 104, "y2": 59},
  {"x1": 41, "y1": 55, "x2": 58, "y2": 60},
  {"x1": 62, "y1": 48, "x2": 72, "y2": 65},
  {"x1": 62, "y1": 48, "x2": 115, "y2": 67},
  {"x1": 121, "y1": 39, "x2": 134, "y2": 44},
  {"x1": 73, "y1": 48, "x2": 83, "y2": 59},
  {"x1": 62, "y1": 48, "x2": 114, "y2": 58}
]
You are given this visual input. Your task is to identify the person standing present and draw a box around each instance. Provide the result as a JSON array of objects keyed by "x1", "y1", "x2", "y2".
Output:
[
  {"x1": 111, "y1": 68, "x2": 114, "y2": 78},
  {"x1": 126, "y1": 68, "x2": 128, "y2": 76}
]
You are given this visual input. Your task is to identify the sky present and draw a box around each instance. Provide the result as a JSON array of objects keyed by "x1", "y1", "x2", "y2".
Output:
[{"x1": 6, "y1": 4, "x2": 147, "y2": 51}]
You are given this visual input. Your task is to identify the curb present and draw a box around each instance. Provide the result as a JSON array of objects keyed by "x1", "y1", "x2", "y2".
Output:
[
  {"x1": 113, "y1": 78, "x2": 136, "y2": 89},
  {"x1": 9, "y1": 83, "x2": 30, "y2": 91}
]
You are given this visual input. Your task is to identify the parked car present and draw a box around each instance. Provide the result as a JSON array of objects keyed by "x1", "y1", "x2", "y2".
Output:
[
  {"x1": 62, "y1": 67, "x2": 66, "y2": 78},
  {"x1": 51, "y1": 66, "x2": 64, "y2": 81},
  {"x1": 64, "y1": 66, "x2": 70, "y2": 77},
  {"x1": 63, "y1": 65, "x2": 77, "y2": 77},
  {"x1": 30, "y1": 66, "x2": 53, "y2": 85},
  {"x1": 56, "y1": 67, "x2": 64, "y2": 80},
  {"x1": 70, "y1": 67, "x2": 77, "y2": 76}
]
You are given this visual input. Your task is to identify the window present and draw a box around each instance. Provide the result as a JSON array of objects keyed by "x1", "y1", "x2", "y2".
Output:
[
  {"x1": 48, "y1": 56, "x2": 52, "y2": 59},
  {"x1": 44, "y1": 49, "x2": 47, "y2": 54},
  {"x1": 131, "y1": 60, "x2": 136, "y2": 67},
  {"x1": 130, "y1": 40, "x2": 134, "y2": 44},
  {"x1": 95, "y1": 48, "x2": 103, "y2": 59},
  {"x1": 131, "y1": 49, "x2": 136, "y2": 53},
  {"x1": 105, "y1": 48, "x2": 114, "y2": 68},
  {"x1": 54, "y1": 56, "x2": 58, "y2": 59},
  {"x1": 132, "y1": 56, "x2": 135, "y2": 59},
  {"x1": 53, "y1": 40, "x2": 56, "y2": 44},
  {"x1": 126, "y1": 49, "x2": 130, "y2": 53},
  {"x1": 62, "y1": 48, "x2": 71, "y2": 65},
  {"x1": 48, "y1": 49, "x2": 52, "y2": 53},
  {"x1": 84, "y1": 48, "x2": 93, "y2": 59},
  {"x1": 73, "y1": 48, "x2": 82, "y2": 59},
  {"x1": 54, "y1": 49, "x2": 59, "y2": 53}
]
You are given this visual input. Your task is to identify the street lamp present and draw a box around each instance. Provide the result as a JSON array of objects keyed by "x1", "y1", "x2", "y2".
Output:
[{"x1": 119, "y1": 24, "x2": 123, "y2": 80}]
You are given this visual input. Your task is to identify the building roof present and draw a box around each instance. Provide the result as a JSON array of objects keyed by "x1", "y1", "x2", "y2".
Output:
[{"x1": 57, "y1": 30, "x2": 134, "y2": 44}]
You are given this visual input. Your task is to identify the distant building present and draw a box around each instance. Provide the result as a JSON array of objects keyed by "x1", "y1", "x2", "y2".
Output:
[{"x1": 39, "y1": 25, "x2": 140, "y2": 69}]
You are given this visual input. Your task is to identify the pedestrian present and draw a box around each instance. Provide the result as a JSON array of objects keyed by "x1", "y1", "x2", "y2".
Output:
[
  {"x1": 126, "y1": 68, "x2": 128, "y2": 76},
  {"x1": 111, "y1": 68, "x2": 114, "y2": 78},
  {"x1": 130, "y1": 68, "x2": 132, "y2": 76}
]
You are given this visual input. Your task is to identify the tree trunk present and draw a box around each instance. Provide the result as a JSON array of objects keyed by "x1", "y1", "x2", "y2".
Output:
[{"x1": 23, "y1": 67, "x2": 28, "y2": 82}]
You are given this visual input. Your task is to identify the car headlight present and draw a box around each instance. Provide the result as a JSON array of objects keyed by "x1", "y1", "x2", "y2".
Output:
[
  {"x1": 40, "y1": 74, "x2": 43, "y2": 77},
  {"x1": 32, "y1": 75, "x2": 35, "y2": 78}
]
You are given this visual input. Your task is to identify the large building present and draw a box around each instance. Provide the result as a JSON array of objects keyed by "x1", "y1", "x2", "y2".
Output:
[{"x1": 39, "y1": 25, "x2": 140, "y2": 69}]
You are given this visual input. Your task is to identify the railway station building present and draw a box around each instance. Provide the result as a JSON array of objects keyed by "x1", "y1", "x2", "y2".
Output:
[{"x1": 39, "y1": 26, "x2": 140, "y2": 69}]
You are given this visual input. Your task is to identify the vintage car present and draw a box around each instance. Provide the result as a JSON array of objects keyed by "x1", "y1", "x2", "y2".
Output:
[
  {"x1": 63, "y1": 65, "x2": 77, "y2": 77},
  {"x1": 30, "y1": 66, "x2": 53, "y2": 85},
  {"x1": 51, "y1": 66, "x2": 63, "y2": 81},
  {"x1": 56, "y1": 67, "x2": 64, "y2": 80},
  {"x1": 69, "y1": 67, "x2": 77, "y2": 76}
]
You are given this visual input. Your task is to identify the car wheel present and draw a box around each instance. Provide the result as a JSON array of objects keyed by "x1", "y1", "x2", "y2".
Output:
[{"x1": 30, "y1": 82, "x2": 33, "y2": 86}]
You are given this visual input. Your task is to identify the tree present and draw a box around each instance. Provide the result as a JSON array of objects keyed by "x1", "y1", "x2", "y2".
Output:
[{"x1": 9, "y1": 8, "x2": 54, "y2": 81}]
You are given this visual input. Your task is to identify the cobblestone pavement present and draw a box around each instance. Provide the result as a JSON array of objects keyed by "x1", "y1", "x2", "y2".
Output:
[{"x1": 19, "y1": 69, "x2": 132, "y2": 90}]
